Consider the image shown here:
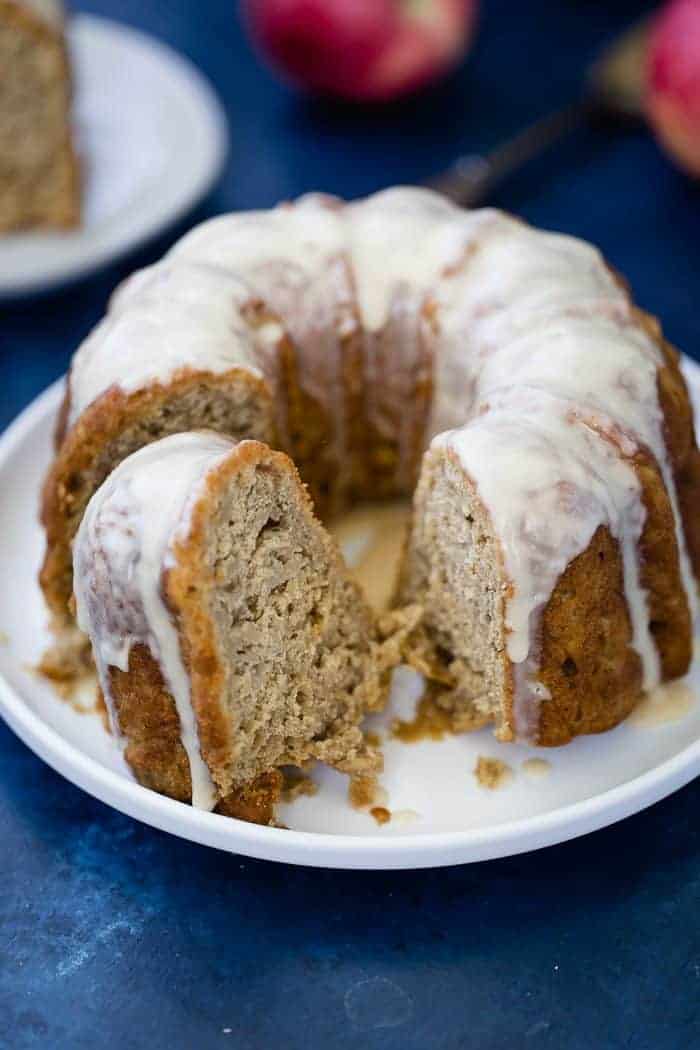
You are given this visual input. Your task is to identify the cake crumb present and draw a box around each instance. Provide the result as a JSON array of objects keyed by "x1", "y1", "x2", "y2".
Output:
[
  {"x1": 30, "y1": 655, "x2": 105, "y2": 722},
  {"x1": 0, "y1": 630, "x2": 8, "y2": 646},
  {"x1": 35, "y1": 631, "x2": 94, "y2": 699},
  {"x1": 391, "y1": 683, "x2": 453, "y2": 742},
  {"x1": 280, "y1": 767, "x2": 318, "y2": 803},
  {"x1": 32, "y1": 656, "x2": 80, "y2": 698},
  {"x1": 521, "y1": 757, "x2": 552, "y2": 779},
  {"x1": 474, "y1": 756, "x2": 514, "y2": 790},
  {"x1": 370, "y1": 806, "x2": 391, "y2": 825},
  {"x1": 364, "y1": 730, "x2": 383, "y2": 748},
  {"x1": 349, "y1": 774, "x2": 388, "y2": 811},
  {"x1": 217, "y1": 770, "x2": 283, "y2": 825},
  {"x1": 44, "y1": 676, "x2": 76, "y2": 700}
]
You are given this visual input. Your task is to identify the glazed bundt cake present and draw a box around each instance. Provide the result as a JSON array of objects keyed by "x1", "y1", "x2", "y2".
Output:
[
  {"x1": 0, "y1": 0, "x2": 80, "y2": 231},
  {"x1": 73, "y1": 432, "x2": 387, "y2": 815},
  {"x1": 41, "y1": 187, "x2": 700, "y2": 767}
]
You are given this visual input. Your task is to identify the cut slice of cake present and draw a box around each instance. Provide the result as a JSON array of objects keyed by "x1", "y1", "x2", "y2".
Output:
[
  {"x1": 0, "y1": 0, "x2": 79, "y2": 231},
  {"x1": 398, "y1": 389, "x2": 691, "y2": 747},
  {"x1": 73, "y1": 432, "x2": 388, "y2": 822}
]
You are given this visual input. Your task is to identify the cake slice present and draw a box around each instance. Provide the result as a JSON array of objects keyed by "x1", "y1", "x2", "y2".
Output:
[
  {"x1": 398, "y1": 389, "x2": 691, "y2": 746},
  {"x1": 0, "y1": 0, "x2": 79, "y2": 231},
  {"x1": 73, "y1": 432, "x2": 387, "y2": 822}
]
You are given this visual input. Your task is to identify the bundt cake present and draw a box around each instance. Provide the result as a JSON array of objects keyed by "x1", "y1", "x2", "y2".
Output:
[
  {"x1": 73, "y1": 431, "x2": 387, "y2": 816},
  {"x1": 41, "y1": 187, "x2": 700, "y2": 769},
  {"x1": 0, "y1": 0, "x2": 80, "y2": 231}
]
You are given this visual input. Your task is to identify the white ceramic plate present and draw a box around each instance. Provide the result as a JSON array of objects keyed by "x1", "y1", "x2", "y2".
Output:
[
  {"x1": 0, "y1": 15, "x2": 228, "y2": 298},
  {"x1": 1, "y1": 369, "x2": 700, "y2": 869}
]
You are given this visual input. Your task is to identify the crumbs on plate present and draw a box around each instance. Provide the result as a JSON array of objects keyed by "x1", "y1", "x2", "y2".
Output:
[{"x1": 474, "y1": 756, "x2": 514, "y2": 790}]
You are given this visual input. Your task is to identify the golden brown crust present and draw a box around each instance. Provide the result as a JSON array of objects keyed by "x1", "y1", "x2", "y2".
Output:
[
  {"x1": 639, "y1": 316, "x2": 699, "y2": 663},
  {"x1": 280, "y1": 334, "x2": 338, "y2": 516},
  {"x1": 107, "y1": 644, "x2": 192, "y2": 802},
  {"x1": 216, "y1": 771, "x2": 283, "y2": 825},
  {"x1": 39, "y1": 368, "x2": 275, "y2": 626},
  {"x1": 536, "y1": 526, "x2": 643, "y2": 746},
  {"x1": 532, "y1": 311, "x2": 699, "y2": 743},
  {"x1": 654, "y1": 330, "x2": 700, "y2": 585},
  {"x1": 534, "y1": 377, "x2": 694, "y2": 746},
  {"x1": 107, "y1": 644, "x2": 282, "y2": 824},
  {"x1": 53, "y1": 379, "x2": 71, "y2": 449},
  {"x1": 676, "y1": 444, "x2": 700, "y2": 578}
]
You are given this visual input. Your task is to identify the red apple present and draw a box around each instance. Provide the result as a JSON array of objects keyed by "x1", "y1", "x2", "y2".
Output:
[
  {"x1": 241, "y1": 0, "x2": 478, "y2": 103},
  {"x1": 647, "y1": 0, "x2": 700, "y2": 177}
]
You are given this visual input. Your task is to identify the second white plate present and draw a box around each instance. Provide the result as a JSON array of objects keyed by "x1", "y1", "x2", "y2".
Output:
[
  {"x1": 1, "y1": 369, "x2": 700, "y2": 868},
  {"x1": 0, "y1": 15, "x2": 229, "y2": 297}
]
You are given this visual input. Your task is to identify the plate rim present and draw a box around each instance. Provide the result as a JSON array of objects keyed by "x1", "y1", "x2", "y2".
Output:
[
  {"x1": 0, "y1": 14, "x2": 229, "y2": 299},
  {"x1": 1, "y1": 370, "x2": 700, "y2": 870}
]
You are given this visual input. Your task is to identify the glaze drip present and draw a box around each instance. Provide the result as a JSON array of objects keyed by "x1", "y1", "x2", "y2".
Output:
[{"x1": 74, "y1": 432, "x2": 237, "y2": 810}]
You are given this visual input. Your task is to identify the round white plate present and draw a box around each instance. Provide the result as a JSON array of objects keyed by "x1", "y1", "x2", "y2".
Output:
[
  {"x1": 0, "y1": 15, "x2": 228, "y2": 298},
  {"x1": 1, "y1": 369, "x2": 700, "y2": 869}
]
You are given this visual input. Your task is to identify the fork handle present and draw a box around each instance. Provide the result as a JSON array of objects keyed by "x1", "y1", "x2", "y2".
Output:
[{"x1": 425, "y1": 97, "x2": 597, "y2": 207}]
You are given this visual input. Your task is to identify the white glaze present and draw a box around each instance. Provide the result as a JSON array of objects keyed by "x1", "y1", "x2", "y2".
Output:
[
  {"x1": 427, "y1": 222, "x2": 629, "y2": 435},
  {"x1": 173, "y1": 194, "x2": 346, "y2": 281},
  {"x1": 170, "y1": 195, "x2": 353, "y2": 367},
  {"x1": 65, "y1": 186, "x2": 699, "y2": 743},
  {"x1": 73, "y1": 431, "x2": 237, "y2": 810},
  {"x1": 345, "y1": 187, "x2": 495, "y2": 332},
  {"x1": 68, "y1": 262, "x2": 263, "y2": 427}
]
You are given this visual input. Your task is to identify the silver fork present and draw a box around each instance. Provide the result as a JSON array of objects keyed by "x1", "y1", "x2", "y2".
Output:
[{"x1": 426, "y1": 18, "x2": 649, "y2": 206}]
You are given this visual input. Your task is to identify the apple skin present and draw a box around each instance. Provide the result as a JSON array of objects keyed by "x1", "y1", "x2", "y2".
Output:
[
  {"x1": 241, "y1": 0, "x2": 478, "y2": 103},
  {"x1": 647, "y1": 0, "x2": 700, "y2": 177}
]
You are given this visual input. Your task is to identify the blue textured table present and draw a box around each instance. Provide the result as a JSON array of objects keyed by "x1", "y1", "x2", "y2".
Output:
[{"x1": 3, "y1": 2, "x2": 700, "y2": 1047}]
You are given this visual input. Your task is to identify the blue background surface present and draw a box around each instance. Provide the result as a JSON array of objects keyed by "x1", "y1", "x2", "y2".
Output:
[{"x1": 2, "y1": 1, "x2": 700, "y2": 1046}]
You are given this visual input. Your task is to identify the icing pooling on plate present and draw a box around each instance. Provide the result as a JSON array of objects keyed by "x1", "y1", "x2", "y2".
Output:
[
  {"x1": 73, "y1": 431, "x2": 237, "y2": 810},
  {"x1": 65, "y1": 186, "x2": 699, "y2": 741}
]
